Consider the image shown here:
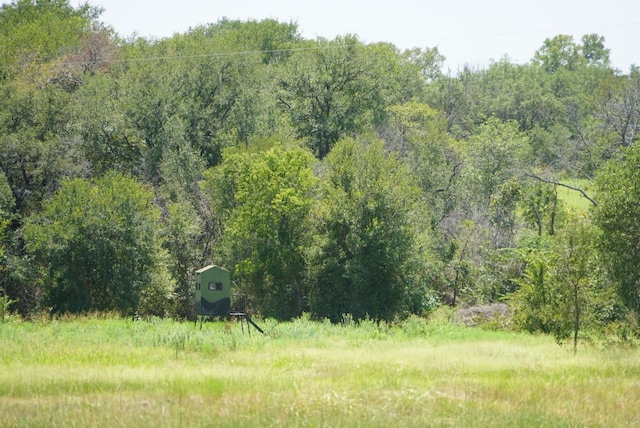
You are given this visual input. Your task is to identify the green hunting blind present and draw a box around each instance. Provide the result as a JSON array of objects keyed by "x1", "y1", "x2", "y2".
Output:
[
  {"x1": 195, "y1": 265, "x2": 231, "y2": 316},
  {"x1": 194, "y1": 265, "x2": 265, "y2": 334}
]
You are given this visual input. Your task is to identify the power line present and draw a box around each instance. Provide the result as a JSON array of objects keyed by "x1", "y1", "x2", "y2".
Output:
[
  {"x1": 2, "y1": 21, "x2": 638, "y2": 70},
  {"x1": 60, "y1": 43, "x2": 359, "y2": 66},
  {"x1": 59, "y1": 21, "x2": 640, "y2": 67},
  {"x1": 0, "y1": 40, "x2": 364, "y2": 71}
]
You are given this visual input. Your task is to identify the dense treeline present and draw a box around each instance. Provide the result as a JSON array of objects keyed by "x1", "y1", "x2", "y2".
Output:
[{"x1": 1, "y1": 1, "x2": 639, "y2": 343}]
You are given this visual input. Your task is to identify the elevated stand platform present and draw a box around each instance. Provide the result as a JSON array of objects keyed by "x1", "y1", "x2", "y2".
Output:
[
  {"x1": 230, "y1": 294, "x2": 265, "y2": 335},
  {"x1": 195, "y1": 293, "x2": 265, "y2": 334},
  {"x1": 230, "y1": 311, "x2": 265, "y2": 335}
]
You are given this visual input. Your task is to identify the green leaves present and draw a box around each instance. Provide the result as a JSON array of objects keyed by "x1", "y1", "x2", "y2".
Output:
[
  {"x1": 277, "y1": 36, "x2": 413, "y2": 159},
  {"x1": 0, "y1": 2, "x2": 636, "y2": 337},
  {"x1": 510, "y1": 216, "x2": 614, "y2": 349},
  {"x1": 593, "y1": 144, "x2": 640, "y2": 315},
  {"x1": 24, "y1": 172, "x2": 171, "y2": 315},
  {"x1": 0, "y1": 0, "x2": 97, "y2": 76},
  {"x1": 465, "y1": 117, "x2": 528, "y2": 209},
  {"x1": 533, "y1": 35, "x2": 584, "y2": 73},
  {"x1": 214, "y1": 145, "x2": 315, "y2": 319},
  {"x1": 533, "y1": 34, "x2": 611, "y2": 74},
  {"x1": 308, "y1": 137, "x2": 425, "y2": 322}
]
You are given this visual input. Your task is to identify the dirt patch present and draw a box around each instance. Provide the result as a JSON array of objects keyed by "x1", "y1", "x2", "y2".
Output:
[{"x1": 454, "y1": 303, "x2": 510, "y2": 327}]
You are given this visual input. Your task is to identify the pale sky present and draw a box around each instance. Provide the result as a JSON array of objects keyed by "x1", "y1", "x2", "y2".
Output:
[{"x1": 75, "y1": 0, "x2": 638, "y2": 71}]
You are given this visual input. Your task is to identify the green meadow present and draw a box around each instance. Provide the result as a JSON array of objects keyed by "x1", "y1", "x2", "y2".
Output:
[
  {"x1": 1, "y1": 314, "x2": 639, "y2": 427},
  {"x1": 558, "y1": 178, "x2": 596, "y2": 212}
]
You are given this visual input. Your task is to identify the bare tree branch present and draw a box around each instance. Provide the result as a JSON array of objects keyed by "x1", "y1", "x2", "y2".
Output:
[{"x1": 524, "y1": 172, "x2": 597, "y2": 207}]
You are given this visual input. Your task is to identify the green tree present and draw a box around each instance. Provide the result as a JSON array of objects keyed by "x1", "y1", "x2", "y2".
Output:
[
  {"x1": 277, "y1": 36, "x2": 412, "y2": 159},
  {"x1": 435, "y1": 220, "x2": 489, "y2": 306},
  {"x1": 580, "y1": 34, "x2": 610, "y2": 68},
  {"x1": 0, "y1": 0, "x2": 99, "y2": 78},
  {"x1": 175, "y1": 53, "x2": 259, "y2": 167},
  {"x1": 307, "y1": 137, "x2": 425, "y2": 322},
  {"x1": 0, "y1": 171, "x2": 14, "y2": 286},
  {"x1": 197, "y1": 18, "x2": 301, "y2": 64},
  {"x1": 509, "y1": 236, "x2": 558, "y2": 334},
  {"x1": 163, "y1": 201, "x2": 203, "y2": 319},
  {"x1": 216, "y1": 145, "x2": 315, "y2": 320},
  {"x1": 0, "y1": 77, "x2": 89, "y2": 216},
  {"x1": 520, "y1": 182, "x2": 564, "y2": 236},
  {"x1": 423, "y1": 67, "x2": 484, "y2": 139},
  {"x1": 385, "y1": 102, "x2": 463, "y2": 227},
  {"x1": 511, "y1": 216, "x2": 611, "y2": 350},
  {"x1": 593, "y1": 143, "x2": 640, "y2": 319},
  {"x1": 598, "y1": 67, "x2": 640, "y2": 149},
  {"x1": 277, "y1": 36, "x2": 367, "y2": 158},
  {"x1": 158, "y1": 143, "x2": 213, "y2": 318},
  {"x1": 24, "y1": 172, "x2": 173, "y2": 315},
  {"x1": 77, "y1": 21, "x2": 280, "y2": 181},
  {"x1": 0, "y1": 171, "x2": 14, "y2": 220},
  {"x1": 465, "y1": 118, "x2": 528, "y2": 199},
  {"x1": 533, "y1": 35, "x2": 584, "y2": 73},
  {"x1": 553, "y1": 215, "x2": 599, "y2": 352},
  {"x1": 403, "y1": 46, "x2": 445, "y2": 82}
]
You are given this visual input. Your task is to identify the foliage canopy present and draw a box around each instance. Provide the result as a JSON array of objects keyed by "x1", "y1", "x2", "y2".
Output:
[{"x1": 0, "y1": 0, "x2": 639, "y2": 341}]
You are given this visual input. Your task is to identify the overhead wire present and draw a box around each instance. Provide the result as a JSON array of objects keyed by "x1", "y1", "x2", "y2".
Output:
[
  {"x1": 67, "y1": 21, "x2": 640, "y2": 66},
  {"x1": 1, "y1": 20, "x2": 638, "y2": 71}
]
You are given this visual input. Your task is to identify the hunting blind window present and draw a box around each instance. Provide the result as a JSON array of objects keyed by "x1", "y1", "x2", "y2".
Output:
[{"x1": 208, "y1": 282, "x2": 223, "y2": 291}]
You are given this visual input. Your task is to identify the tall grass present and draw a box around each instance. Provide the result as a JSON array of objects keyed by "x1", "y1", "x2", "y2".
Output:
[{"x1": 1, "y1": 313, "x2": 639, "y2": 427}]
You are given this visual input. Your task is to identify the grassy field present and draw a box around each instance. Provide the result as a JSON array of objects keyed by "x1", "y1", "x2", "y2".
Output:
[
  {"x1": 1, "y1": 313, "x2": 639, "y2": 427},
  {"x1": 557, "y1": 178, "x2": 595, "y2": 212}
]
